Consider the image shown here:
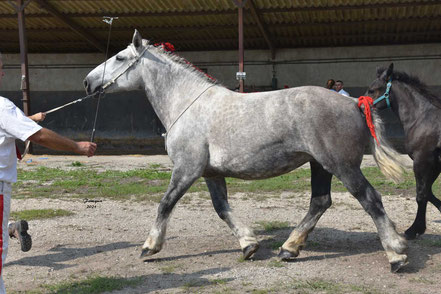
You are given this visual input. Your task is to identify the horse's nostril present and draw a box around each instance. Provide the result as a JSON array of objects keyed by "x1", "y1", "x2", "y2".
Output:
[{"x1": 83, "y1": 79, "x2": 88, "y2": 89}]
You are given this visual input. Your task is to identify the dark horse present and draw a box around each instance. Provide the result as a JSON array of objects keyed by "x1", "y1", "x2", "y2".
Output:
[{"x1": 366, "y1": 63, "x2": 441, "y2": 239}]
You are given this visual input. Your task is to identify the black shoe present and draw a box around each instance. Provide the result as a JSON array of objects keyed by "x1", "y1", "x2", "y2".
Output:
[{"x1": 9, "y1": 220, "x2": 32, "y2": 252}]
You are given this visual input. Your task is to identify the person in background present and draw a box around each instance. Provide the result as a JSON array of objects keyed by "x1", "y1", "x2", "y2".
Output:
[
  {"x1": 325, "y1": 79, "x2": 336, "y2": 91},
  {"x1": 334, "y1": 80, "x2": 350, "y2": 96},
  {"x1": 0, "y1": 52, "x2": 97, "y2": 293}
]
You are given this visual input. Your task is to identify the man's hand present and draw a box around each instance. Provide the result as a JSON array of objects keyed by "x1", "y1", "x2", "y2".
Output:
[
  {"x1": 29, "y1": 112, "x2": 46, "y2": 122},
  {"x1": 75, "y1": 142, "x2": 97, "y2": 157}
]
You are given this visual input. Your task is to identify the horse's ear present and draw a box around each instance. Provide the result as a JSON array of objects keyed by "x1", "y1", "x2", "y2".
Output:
[
  {"x1": 132, "y1": 29, "x2": 143, "y2": 50},
  {"x1": 379, "y1": 63, "x2": 394, "y2": 81}
]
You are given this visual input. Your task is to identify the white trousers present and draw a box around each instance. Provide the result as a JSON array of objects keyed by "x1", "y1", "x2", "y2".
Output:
[{"x1": 0, "y1": 181, "x2": 11, "y2": 294}]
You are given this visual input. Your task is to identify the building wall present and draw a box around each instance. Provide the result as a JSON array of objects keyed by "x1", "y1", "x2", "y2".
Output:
[{"x1": 1, "y1": 43, "x2": 440, "y2": 154}]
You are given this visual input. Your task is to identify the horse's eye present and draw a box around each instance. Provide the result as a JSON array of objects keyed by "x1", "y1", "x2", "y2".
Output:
[
  {"x1": 116, "y1": 55, "x2": 125, "y2": 61},
  {"x1": 367, "y1": 89, "x2": 374, "y2": 94}
]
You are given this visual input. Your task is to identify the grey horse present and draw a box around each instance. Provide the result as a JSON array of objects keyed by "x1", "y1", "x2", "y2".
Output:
[{"x1": 84, "y1": 30, "x2": 408, "y2": 272}]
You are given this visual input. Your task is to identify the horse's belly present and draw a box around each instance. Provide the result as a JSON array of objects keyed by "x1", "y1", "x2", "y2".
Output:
[{"x1": 205, "y1": 148, "x2": 312, "y2": 180}]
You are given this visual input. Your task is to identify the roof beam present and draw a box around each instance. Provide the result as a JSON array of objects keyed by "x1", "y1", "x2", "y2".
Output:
[
  {"x1": 1, "y1": 15, "x2": 438, "y2": 33},
  {"x1": 32, "y1": 0, "x2": 107, "y2": 52},
  {"x1": 247, "y1": 0, "x2": 275, "y2": 59},
  {"x1": 3, "y1": 30, "x2": 439, "y2": 48},
  {"x1": 0, "y1": 0, "x2": 439, "y2": 18}
]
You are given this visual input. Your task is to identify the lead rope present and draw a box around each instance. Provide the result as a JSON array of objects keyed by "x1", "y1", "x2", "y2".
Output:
[
  {"x1": 163, "y1": 84, "x2": 215, "y2": 151},
  {"x1": 20, "y1": 16, "x2": 117, "y2": 161},
  {"x1": 90, "y1": 16, "x2": 118, "y2": 142}
]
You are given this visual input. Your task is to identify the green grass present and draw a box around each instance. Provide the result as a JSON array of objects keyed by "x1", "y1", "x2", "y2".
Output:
[
  {"x1": 14, "y1": 166, "x2": 430, "y2": 202},
  {"x1": 42, "y1": 275, "x2": 142, "y2": 294},
  {"x1": 286, "y1": 278, "x2": 385, "y2": 294},
  {"x1": 71, "y1": 161, "x2": 83, "y2": 167},
  {"x1": 256, "y1": 220, "x2": 290, "y2": 232},
  {"x1": 10, "y1": 209, "x2": 73, "y2": 221},
  {"x1": 416, "y1": 238, "x2": 441, "y2": 248}
]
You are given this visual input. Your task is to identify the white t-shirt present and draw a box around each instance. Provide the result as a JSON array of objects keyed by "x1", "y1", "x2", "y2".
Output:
[
  {"x1": 338, "y1": 89, "x2": 350, "y2": 97},
  {"x1": 0, "y1": 97, "x2": 42, "y2": 183}
]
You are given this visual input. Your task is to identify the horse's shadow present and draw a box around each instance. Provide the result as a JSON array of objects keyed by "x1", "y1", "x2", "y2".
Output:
[
  {"x1": 5, "y1": 241, "x2": 138, "y2": 270},
  {"x1": 253, "y1": 226, "x2": 441, "y2": 273}
]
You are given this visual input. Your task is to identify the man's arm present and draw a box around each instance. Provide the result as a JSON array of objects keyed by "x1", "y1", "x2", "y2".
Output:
[{"x1": 28, "y1": 128, "x2": 96, "y2": 157}]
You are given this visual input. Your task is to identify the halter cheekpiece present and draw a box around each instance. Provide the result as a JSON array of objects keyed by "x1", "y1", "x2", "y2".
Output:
[{"x1": 373, "y1": 79, "x2": 392, "y2": 108}]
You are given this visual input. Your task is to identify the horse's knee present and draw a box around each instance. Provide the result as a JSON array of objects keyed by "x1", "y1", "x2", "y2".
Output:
[{"x1": 310, "y1": 194, "x2": 332, "y2": 213}]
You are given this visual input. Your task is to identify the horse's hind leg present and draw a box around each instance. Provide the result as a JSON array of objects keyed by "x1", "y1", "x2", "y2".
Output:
[
  {"x1": 405, "y1": 156, "x2": 440, "y2": 239},
  {"x1": 337, "y1": 167, "x2": 407, "y2": 272},
  {"x1": 279, "y1": 161, "x2": 332, "y2": 260},
  {"x1": 140, "y1": 164, "x2": 202, "y2": 259},
  {"x1": 205, "y1": 176, "x2": 259, "y2": 259}
]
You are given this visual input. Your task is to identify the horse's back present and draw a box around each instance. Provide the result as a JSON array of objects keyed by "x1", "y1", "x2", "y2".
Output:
[{"x1": 201, "y1": 86, "x2": 368, "y2": 178}]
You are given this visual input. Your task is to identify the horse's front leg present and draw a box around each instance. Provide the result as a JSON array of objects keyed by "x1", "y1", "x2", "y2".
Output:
[
  {"x1": 140, "y1": 164, "x2": 202, "y2": 258},
  {"x1": 205, "y1": 176, "x2": 259, "y2": 259},
  {"x1": 405, "y1": 156, "x2": 440, "y2": 239}
]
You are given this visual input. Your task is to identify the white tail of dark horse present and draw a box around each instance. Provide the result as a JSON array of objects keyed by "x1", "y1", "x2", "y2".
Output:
[{"x1": 371, "y1": 111, "x2": 405, "y2": 183}]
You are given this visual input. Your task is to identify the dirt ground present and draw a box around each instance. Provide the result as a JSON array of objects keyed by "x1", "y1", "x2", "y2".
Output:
[{"x1": 5, "y1": 155, "x2": 441, "y2": 293}]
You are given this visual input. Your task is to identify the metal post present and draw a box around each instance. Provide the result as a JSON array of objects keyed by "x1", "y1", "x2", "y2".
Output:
[
  {"x1": 238, "y1": 2, "x2": 244, "y2": 93},
  {"x1": 17, "y1": 0, "x2": 32, "y2": 152}
]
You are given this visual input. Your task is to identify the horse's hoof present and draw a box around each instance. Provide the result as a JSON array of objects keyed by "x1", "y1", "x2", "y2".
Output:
[
  {"x1": 278, "y1": 248, "x2": 298, "y2": 261},
  {"x1": 390, "y1": 260, "x2": 408, "y2": 273},
  {"x1": 242, "y1": 244, "x2": 259, "y2": 260},
  {"x1": 140, "y1": 248, "x2": 158, "y2": 259}
]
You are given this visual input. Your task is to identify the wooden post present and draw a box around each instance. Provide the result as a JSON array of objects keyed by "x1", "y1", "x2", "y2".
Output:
[
  {"x1": 16, "y1": 0, "x2": 33, "y2": 153},
  {"x1": 17, "y1": 0, "x2": 31, "y2": 116}
]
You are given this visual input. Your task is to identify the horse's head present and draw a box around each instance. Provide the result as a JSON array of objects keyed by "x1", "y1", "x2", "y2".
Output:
[
  {"x1": 365, "y1": 63, "x2": 394, "y2": 110},
  {"x1": 84, "y1": 30, "x2": 146, "y2": 95}
]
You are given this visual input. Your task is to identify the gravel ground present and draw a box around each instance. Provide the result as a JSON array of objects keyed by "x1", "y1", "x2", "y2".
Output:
[{"x1": 5, "y1": 154, "x2": 441, "y2": 294}]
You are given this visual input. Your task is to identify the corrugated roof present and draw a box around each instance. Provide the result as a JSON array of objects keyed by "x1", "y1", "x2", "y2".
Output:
[{"x1": 0, "y1": 0, "x2": 440, "y2": 53}]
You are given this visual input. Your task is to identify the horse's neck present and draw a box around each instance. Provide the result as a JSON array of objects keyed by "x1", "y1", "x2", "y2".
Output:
[
  {"x1": 142, "y1": 61, "x2": 213, "y2": 130},
  {"x1": 393, "y1": 83, "x2": 431, "y2": 134}
]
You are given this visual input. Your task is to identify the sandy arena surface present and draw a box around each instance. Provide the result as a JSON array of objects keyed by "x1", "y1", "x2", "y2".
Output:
[{"x1": 5, "y1": 154, "x2": 441, "y2": 294}]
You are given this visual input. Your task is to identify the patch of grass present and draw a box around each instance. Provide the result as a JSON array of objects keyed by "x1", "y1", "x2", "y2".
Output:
[
  {"x1": 209, "y1": 278, "x2": 228, "y2": 285},
  {"x1": 268, "y1": 240, "x2": 284, "y2": 250},
  {"x1": 43, "y1": 275, "x2": 142, "y2": 294},
  {"x1": 160, "y1": 265, "x2": 175, "y2": 274},
  {"x1": 289, "y1": 279, "x2": 343, "y2": 293},
  {"x1": 286, "y1": 278, "x2": 385, "y2": 294},
  {"x1": 268, "y1": 259, "x2": 285, "y2": 268},
  {"x1": 256, "y1": 220, "x2": 290, "y2": 232},
  {"x1": 182, "y1": 279, "x2": 202, "y2": 289},
  {"x1": 71, "y1": 161, "x2": 83, "y2": 167},
  {"x1": 14, "y1": 166, "x2": 422, "y2": 203},
  {"x1": 10, "y1": 209, "x2": 73, "y2": 221},
  {"x1": 307, "y1": 240, "x2": 320, "y2": 248},
  {"x1": 237, "y1": 256, "x2": 247, "y2": 263},
  {"x1": 416, "y1": 238, "x2": 441, "y2": 248},
  {"x1": 409, "y1": 277, "x2": 435, "y2": 285}
]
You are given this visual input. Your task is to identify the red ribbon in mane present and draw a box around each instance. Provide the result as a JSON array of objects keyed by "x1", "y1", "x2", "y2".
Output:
[
  {"x1": 154, "y1": 42, "x2": 175, "y2": 53},
  {"x1": 358, "y1": 96, "x2": 379, "y2": 145},
  {"x1": 154, "y1": 42, "x2": 217, "y2": 82}
]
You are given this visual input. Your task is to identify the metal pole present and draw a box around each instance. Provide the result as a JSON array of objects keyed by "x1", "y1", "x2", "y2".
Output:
[
  {"x1": 17, "y1": 0, "x2": 33, "y2": 153},
  {"x1": 238, "y1": 2, "x2": 244, "y2": 93},
  {"x1": 17, "y1": 0, "x2": 31, "y2": 116}
]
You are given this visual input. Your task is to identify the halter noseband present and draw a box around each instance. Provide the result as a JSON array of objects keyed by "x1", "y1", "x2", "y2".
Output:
[
  {"x1": 373, "y1": 79, "x2": 392, "y2": 108},
  {"x1": 102, "y1": 44, "x2": 148, "y2": 90}
]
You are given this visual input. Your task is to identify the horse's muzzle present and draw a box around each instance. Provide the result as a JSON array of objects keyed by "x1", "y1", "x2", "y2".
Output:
[{"x1": 83, "y1": 78, "x2": 92, "y2": 94}]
